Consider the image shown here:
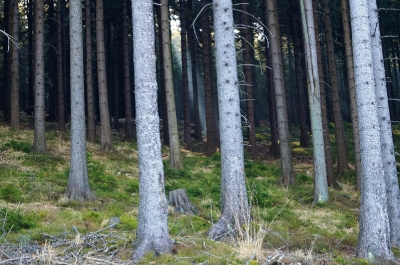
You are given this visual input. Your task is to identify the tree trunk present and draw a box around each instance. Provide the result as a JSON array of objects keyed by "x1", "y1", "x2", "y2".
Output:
[
  {"x1": 341, "y1": 0, "x2": 361, "y2": 189},
  {"x1": 161, "y1": 0, "x2": 183, "y2": 169},
  {"x1": 349, "y1": 0, "x2": 394, "y2": 261},
  {"x1": 122, "y1": 0, "x2": 133, "y2": 141},
  {"x1": 300, "y1": 0, "x2": 329, "y2": 203},
  {"x1": 322, "y1": 0, "x2": 348, "y2": 176},
  {"x1": 368, "y1": 0, "x2": 400, "y2": 248},
  {"x1": 291, "y1": 11, "x2": 309, "y2": 148},
  {"x1": 85, "y1": 0, "x2": 95, "y2": 142},
  {"x1": 56, "y1": 0, "x2": 65, "y2": 133},
  {"x1": 201, "y1": 0, "x2": 216, "y2": 156},
  {"x1": 241, "y1": 4, "x2": 257, "y2": 161},
  {"x1": 266, "y1": 0, "x2": 294, "y2": 185},
  {"x1": 313, "y1": 0, "x2": 335, "y2": 187},
  {"x1": 263, "y1": 5, "x2": 279, "y2": 158},
  {"x1": 32, "y1": 0, "x2": 48, "y2": 153},
  {"x1": 180, "y1": 0, "x2": 192, "y2": 151},
  {"x1": 131, "y1": 0, "x2": 173, "y2": 261},
  {"x1": 65, "y1": 0, "x2": 96, "y2": 202},
  {"x1": 27, "y1": 0, "x2": 34, "y2": 116},
  {"x1": 168, "y1": 189, "x2": 198, "y2": 215},
  {"x1": 187, "y1": 0, "x2": 203, "y2": 141},
  {"x1": 3, "y1": 0, "x2": 11, "y2": 123},
  {"x1": 96, "y1": 0, "x2": 113, "y2": 151},
  {"x1": 207, "y1": 0, "x2": 249, "y2": 240},
  {"x1": 10, "y1": 0, "x2": 20, "y2": 130}
]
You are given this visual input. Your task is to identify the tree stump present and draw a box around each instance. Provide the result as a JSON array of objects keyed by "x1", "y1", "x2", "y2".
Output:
[{"x1": 168, "y1": 189, "x2": 198, "y2": 215}]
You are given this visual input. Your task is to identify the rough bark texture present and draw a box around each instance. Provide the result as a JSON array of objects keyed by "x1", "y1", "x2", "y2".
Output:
[
  {"x1": 349, "y1": 0, "x2": 394, "y2": 261},
  {"x1": 65, "y1": 0, "x2": 96, "y2": 202},
  {"x1": 266, "y1": 0, "x2": 294, "y2": 185},
  {"x1": 96, "y1": 0, "x2": 113, "y2": 151},
  {"x1": 85, "y1": 0, "x2": 95, "y2": 142},
  {"x1": 180, "y1": 0, "x2": 192, "y2": 151},
  {"x1": 201, "y1": 0, "x2": 216, "y2": 156},
  {"x1": 122, "y1": 0, "x2": 133, "y2": 141},
  {"x1": 168, "y1": 189, "x2": 198, "y2": 215},
  {"x1": 131, "y1": 0, "x2": 173, "y2": 261},
  {"x1": 161, "y1": 0, "x2": 183, "y2": 169},
  {"x1": 32, "y1": 0, "x2": 48, "y2": 153},
  {"x1": 313, "y1": 0, "x2": 335, "y2": 187},
  {"x1": 10, "y1": 0, "x2": 20, "y2": 130},
  {"x1": 56, "y1": 0, "x2": 65, "y2": 133},
  {"x1": 300, "y1": 0, "x2": 328, "y2": 203},
  {"x1": 368, "y1": 0, "x2": 400, "y2": 247},
  {"x1": 322, "y1": 0, "x2": 348, "y2": 176},
  {"x1": 241, "y1": 4, "x2": 257, "y2": 161},
  {"x1": 207, "y1": 0, "x2": 249, "y2": 240},
  {"x1": 341, "y1": 0, "x2": 361, "y2": 189}
]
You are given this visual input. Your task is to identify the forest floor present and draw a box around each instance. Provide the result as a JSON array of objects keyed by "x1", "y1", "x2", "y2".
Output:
[{"x1": 0, "y1": 121, "x2": 399, "y2": 264}]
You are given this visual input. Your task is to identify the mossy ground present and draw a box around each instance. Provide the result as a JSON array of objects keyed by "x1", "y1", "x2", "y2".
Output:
[{"x1": 0, "y1": 122, "x2": 399, "y2": 264}]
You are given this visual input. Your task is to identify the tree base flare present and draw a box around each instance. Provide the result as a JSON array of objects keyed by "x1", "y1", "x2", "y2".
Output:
[
  {"x1": 206, "y1": 217, "x2": 236, "y2": 241},
  {"x1": 131, "y1": 238, "x2": 173, "y2": 263},
  {"x1": 63, "y1": 189, "x2": 96, "y2": 203}
]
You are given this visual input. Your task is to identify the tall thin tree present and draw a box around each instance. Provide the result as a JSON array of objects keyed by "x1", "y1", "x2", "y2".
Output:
[
  {"x1": 341, "y1": 0, "x2": 361, "y2": 189},
  {"x1": 322, "y1": 0, "x2": 348, "y2": 176},
  {"x1": 201, "y1": 0, "x2": 217, "y2": 156},
  {"x1": 241, "y1": 4, "x2": 257, "y2": 161},
  {"x1": 161, "y1": 0, "x2": 183, "y2": 169},
  {"x1": 300, "y1": 0, "x2": 328, "y2": 203},
  {"x1": 32, "y1": 0, "x2": 47, "y2": 153},
  {"x1": 266, "y1": 0, "x2": 294, "y2": 185},
  {"x1": 65, "y1": 0, "x2": 96, "y2": 202},
  {"x1": 85, "y1": 0, "x2": 96, "y2": 142},
  {"x1": 131, "y1": 0, "x2": 173, "y2": 260},
  {"x1": 122, "y1": 0, "x2": 133, "y2": 141},
  {"x1": 10, "y1": 0, "x2": 20, "y2": 130},
  {"x1": 180, "y1": 0, "x2": 192, "y2": 150},
  {"x1": 207, "y1": 0, "x2": 249, "y2": 240},
  {"x1": 96, "y1": 0, "x2": 113, "y2": 151},
  {"x1": 56, "y1": 0, "x2": 65, "y2": 133}
]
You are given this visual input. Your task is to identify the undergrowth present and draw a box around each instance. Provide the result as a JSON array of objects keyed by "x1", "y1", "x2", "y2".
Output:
[{"x1": 0, "y1": 122, "x2": 394, "y2": 264}]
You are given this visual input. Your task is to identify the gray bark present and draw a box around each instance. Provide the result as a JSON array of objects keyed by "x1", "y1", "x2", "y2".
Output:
[
  {"x1": 300, "y1": 0, "x2": 328, "y2": 203},
  {"x1": 65, "y1": 0, "x2": 96, "y2": 202},
  {"x1": 161, "y1": 0, "x2": 183, "y2": 169},
  {"x1": 10, "y1": 0, "x2": 19, "y2": 130},
  {"x1": 207, "y1": 0, "x2": 249, "y2": 241},
  {"x1": 131, "y1": 0, "x2": 173, "y2": 261},
  {"x1": 169, "y1": 189, "x2": 198, "y2": 215},
  {"x1": 349, "y1": 0, "x2": 394, "y2": 261},
  {"x1": 32, "y1": 0, "x2": 47, "y2": 153},
  {"x1": 341, "y1": 0, "x2": 361, "y2": 189},
  {"x1": 368, "y1": 0, "x2": 400, "y2": 247},
  {"x1": 312, "y1": 0, "x2": 335, "y2": 188},
  {"x1": 266, "y1": 0, "x2": 294, "y2": 185},
  {"x1": 96, "y1": 0, "x2": 112, "y2": 151}
]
